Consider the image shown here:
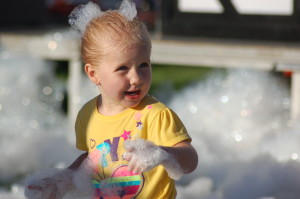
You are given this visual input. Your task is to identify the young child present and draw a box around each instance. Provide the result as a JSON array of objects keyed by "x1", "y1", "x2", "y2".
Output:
[{"x1": 26, "y1": 0, "x2": 198, "y2": 198}]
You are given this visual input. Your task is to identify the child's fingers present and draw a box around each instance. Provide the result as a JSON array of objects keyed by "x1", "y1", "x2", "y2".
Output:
[
  {"x1": 124, "y1": 153, "x2": 144, "y2": 173},
  {"x1": 27, "y1": 180, "x2": 57, "y2": 192},
  {"x1": 132, "y1": 166, "x2": 142, "y2": 174},
  {"x1": 127, "y1": 155, "x2": 140, "y2": 173},
  {"x1": 49, "y1": 189, "x2": 58, "y2": 199},
  {"x1": 141, "y1": 166, "x2": 148, "y2": 173},
  {"x1": 127, "y1": 157, "x2": 136, "y2": 172},
  {"x1": 134, "y1": 163, "x2": 148, "y2": 174},
  {"x1": 127, "y1": 155, "x2": 150, "y2": 174},
  {"x1": 125, "y1": 145, "x2": 135, "y2": 152},
  {"x1": 131, "y1": 165, "x2": 144, "y2": 175},
  {"x1": 27, "y1": 184, "x2": 43, "y2": 191},
  {"x1": 123, "y1": 152, "x2": 133, "y2": 161}
]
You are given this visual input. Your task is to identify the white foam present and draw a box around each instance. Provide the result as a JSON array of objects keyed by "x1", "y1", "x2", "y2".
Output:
[
  {"x1": 2, "y1": 48, "x2": 300, "y2": 198},
  {"x1": 69, "y1": 0, "x2": 137, "y2": 35},
  {"x1": 177, "y1": 177, "x2": 214, "y2": 198},
  {"x1": 118, "y1": 0, "x2": 137, "y2": 21},
  {"x1": 24, "y1": 149, "x2": 105, "y2": 199},
  {"x1": 72, "y1": 151, "x2": 101, "y2": 194},
  {"x1": 24, "y1": 168, "x2": 74, "y2": 199},
  {"x1": 124, "y1": 138, "x2": 183, "y2": 180},
  {"x1": 68, "y1": 2, "x2": 103, "y2": 34},
  {"x1": 170, "y1": 69, "x2": 300, "y2": 199}
]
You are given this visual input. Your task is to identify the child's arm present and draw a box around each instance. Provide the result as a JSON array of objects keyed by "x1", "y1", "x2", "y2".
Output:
[
  {"x1": 68, "y1": 152, "x2": 88, "y2": 170},
  {"x1": 124, "y1": 139, "x2": 198, "y2": 180},
  {"x1": 161, "y1": 141, "x2": 198, "y2": 174}
]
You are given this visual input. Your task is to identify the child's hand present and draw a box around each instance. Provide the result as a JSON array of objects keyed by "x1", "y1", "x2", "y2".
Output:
[
  {"x1": 123, "y1": 139, "x2": 170, "y2": 174},
  {"x1": 123, "y1": 138, "x2": 184, "y2": 180},
  {"x1": 26, "y1": 178, "x2": 58, "y2": 199},
  {"x1": 25, "y1": 169, "x2": 74, "y2": 199}
]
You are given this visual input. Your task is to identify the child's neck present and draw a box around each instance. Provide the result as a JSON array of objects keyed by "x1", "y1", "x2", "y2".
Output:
[{"x1": 97, "y1": 96, "x2": 128, "y2": 116}]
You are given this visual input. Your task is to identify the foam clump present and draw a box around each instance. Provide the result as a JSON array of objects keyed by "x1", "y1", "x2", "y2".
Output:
[
  {"x1": 68, "y1": 2, "x2": 103, "y2": 34},
  {"x1": 24, "y1": 151, "x2": 101, "y2": 199},
  {"x1": 177, "y1": 177, "x2": 213, "y2": 199},
  {"x1": 24, "y1": 168, "x2": 74, "y2": 199},
  {"x1": 69, "y1": 0, "x2": 137, "y2": 35},
  {"x1": 118, "y1": 0, "x2": 137, "y2": 21},
  {"x1": 162, "y1": 155, "x2": 184, "y2": 180},
  {"x1": 73, "y1": 150, "x2": 101, "y2": 194},
  {"x1": 124, "y1": 138, "x2": 183, "y2": 180}
]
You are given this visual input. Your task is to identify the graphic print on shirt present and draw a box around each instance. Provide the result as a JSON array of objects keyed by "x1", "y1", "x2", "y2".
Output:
[
  {"x1": 92, "y1": 133, "x2": 144, "y2": 198},
  {"x1": 93, "y1": 165, "x2": 144, "y2": 199},
  {"x1": 91, "y1": 107, "x2": 153, "y2": 198}
]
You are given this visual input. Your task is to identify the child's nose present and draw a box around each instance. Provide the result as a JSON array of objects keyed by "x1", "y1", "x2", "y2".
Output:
[{"x1": 130, "y1": 69, "x2": 142, "y2": 85}]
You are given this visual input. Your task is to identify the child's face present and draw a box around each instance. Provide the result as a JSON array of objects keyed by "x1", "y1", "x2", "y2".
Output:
[{"x1": 91, "y1": 42, "x2": 152, "y2": 112}]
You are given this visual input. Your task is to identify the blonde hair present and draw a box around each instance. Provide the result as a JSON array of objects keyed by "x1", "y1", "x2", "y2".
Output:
[{"x1": 81, "y1": 11, "x2": 151, "y2": 66}]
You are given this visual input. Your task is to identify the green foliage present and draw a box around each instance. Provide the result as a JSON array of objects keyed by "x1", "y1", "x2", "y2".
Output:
[{"x1": 151, "y1": 64, "x2": 218, "y2": 92}]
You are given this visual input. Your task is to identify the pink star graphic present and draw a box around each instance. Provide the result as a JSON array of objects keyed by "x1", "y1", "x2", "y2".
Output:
[
  {"x1": 147, "y1": 105, "x2": 152, "y2": 109},
  {"x1": 121, "y1": 130, "x2": 131, "y2": 140}
]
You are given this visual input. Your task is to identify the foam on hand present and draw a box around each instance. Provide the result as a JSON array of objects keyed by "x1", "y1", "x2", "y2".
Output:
[
  {"x1": 162, "y1": 154, "x2": 184, "y2": 180},
  {"x1": 24, "y1": 168, "x2": 74, "y2": 199},
  {"x1": 24, "y1": 151, "x2": 101, "y2": 199},
  {"x1": 124, "y1": 138, "x2": 183, "y2": 180}
]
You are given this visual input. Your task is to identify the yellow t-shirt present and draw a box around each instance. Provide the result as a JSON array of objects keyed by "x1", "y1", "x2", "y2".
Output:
[{"x1": 75, "y1": 95, "x2": 191, "y2": 199}]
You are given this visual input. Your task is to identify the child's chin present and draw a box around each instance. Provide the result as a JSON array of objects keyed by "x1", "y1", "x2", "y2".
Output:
[
  {"x1": 126, "y1": 101, "x2": 141, "y2": 108},
  {"x1": 124, "y1": 98, "x2": 143, "y2": 108}
]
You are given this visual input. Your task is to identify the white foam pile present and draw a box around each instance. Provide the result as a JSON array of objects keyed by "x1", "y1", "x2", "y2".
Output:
[
  {"x1": 1, "y1": 48, "x2": 300, "y2": 199},
  {"x1": 171, "y1": 69, "x2": 300, "y2": 199}
]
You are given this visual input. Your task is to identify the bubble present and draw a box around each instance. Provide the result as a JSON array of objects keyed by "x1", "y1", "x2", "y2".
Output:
[
  {"x1": 221, "y1": 95, "x2": 229, "y2": 103},
  {"x1": 48, "y1": 40, "x2": 57, "y2": 50},
  {"x1": 43, "y1": 86, "x2": 53, "y2": 95},
  {"x1": 234, "y1": 133, "x2": 243, "y2": 142},
  {"x1": 29, "y1": 120, "x2": 39, "y2": 129},
  {"x1": 291, "y1": 153, "x2": 298, "y2": 160},
  {"x1": 187, "y1": 102, "x2": 198, "y2": 114},
  {"x1": 240, "y1": 109, "x2": 249, "y2": 117},
  {"x1": 11, "y1": 184, "x2": 19, "y2": 194},
  {"x1": 22, "y1": 97, "x2": 31, "y2": 106},
  {"x1": 18, "y1": 74, "x2": 29, "y2": 85},
  {"x1": 1, "y1": 51, "x2": 10, "y2": 59}
]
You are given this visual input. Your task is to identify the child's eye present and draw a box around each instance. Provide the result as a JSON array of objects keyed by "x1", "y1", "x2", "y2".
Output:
[
  {"x1": 140, "y1": 63, "x2": 149, "y2": 68},
  {"x1": 116, "y1": 66, "x2": 128, "y2": 71}
]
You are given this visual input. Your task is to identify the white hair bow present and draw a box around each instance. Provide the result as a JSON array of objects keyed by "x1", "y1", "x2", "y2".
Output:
[{"x1": 68, "y1": 0, "x2": 137, "y2": 35}]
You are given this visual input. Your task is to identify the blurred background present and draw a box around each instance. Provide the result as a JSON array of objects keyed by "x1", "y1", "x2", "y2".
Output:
[{"x1": 1, "y1": 0, "x2": 300, "y2": 199}]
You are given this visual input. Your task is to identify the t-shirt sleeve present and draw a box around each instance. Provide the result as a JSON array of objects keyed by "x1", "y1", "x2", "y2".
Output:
[
  {"x1": 75, "y1": 110, "x2": 88, "y2": 151},
  {"x1": 149, "y1": 107, "x2": 191, "y2": 147}
]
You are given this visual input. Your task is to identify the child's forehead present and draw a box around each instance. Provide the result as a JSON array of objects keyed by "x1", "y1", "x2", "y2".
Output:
[
  {"x1": 99, "y1": 42, "x2": 151, "y2": 64},
  {"x1": 111, "y1": 43, "x2": 151, "y2": 57},
  {"x1": 100, "y1": 36, "x2": 150, "y2": 53}
]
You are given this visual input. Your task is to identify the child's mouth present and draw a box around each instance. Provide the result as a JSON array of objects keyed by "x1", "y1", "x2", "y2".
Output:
[{"x1": 124, "y1": 90, "x2": 141, "y2": 99}]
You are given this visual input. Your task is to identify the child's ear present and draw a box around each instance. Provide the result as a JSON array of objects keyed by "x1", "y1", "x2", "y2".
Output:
[{"x1": 85, "y1": 63, "x2": 101, "y2": 85}]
